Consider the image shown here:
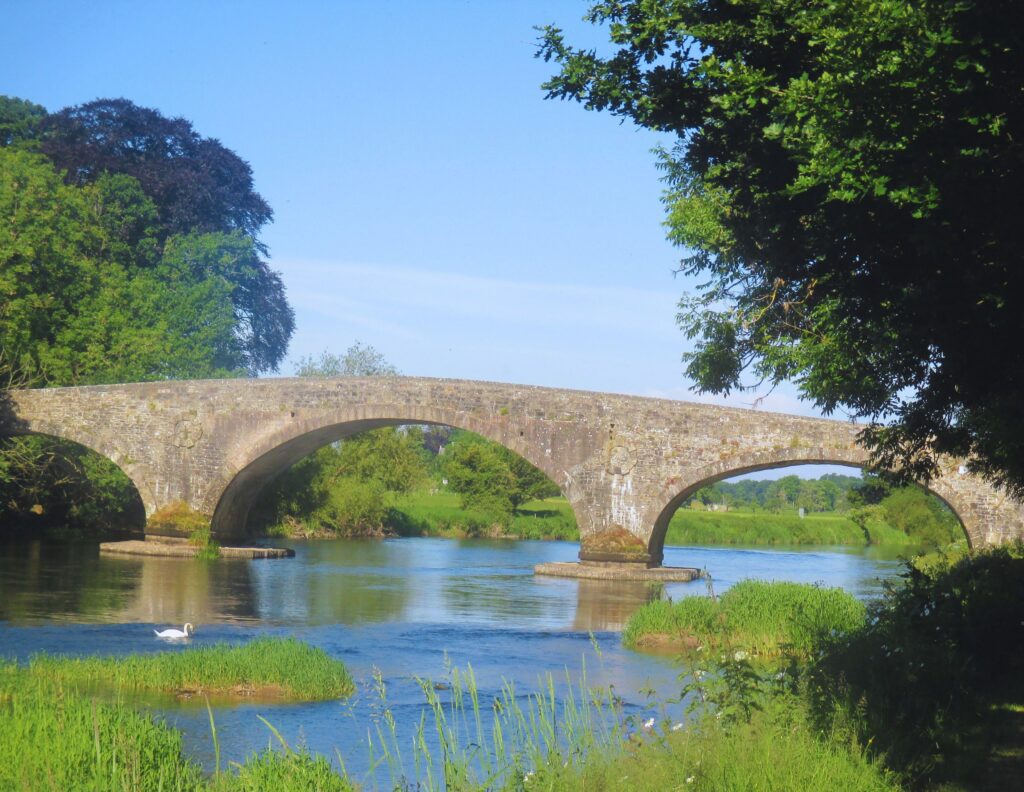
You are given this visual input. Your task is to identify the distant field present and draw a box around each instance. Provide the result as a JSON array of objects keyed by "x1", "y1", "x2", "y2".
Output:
[
  {"x1": 279, "y1": 488, "x2": 941, "y2": 547},
  {"x1": 388, "y1": 491, "x2": 578, "y2": 540},
  {"x1": 665, "y1": 508, "x2": 916, "y2": 546}
]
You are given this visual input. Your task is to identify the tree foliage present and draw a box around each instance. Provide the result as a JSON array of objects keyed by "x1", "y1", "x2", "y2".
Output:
[
  {"x1": 257, "y1": 347, "x2": 421, "y2": 534},
  {"x1": 689, "y1": 472, "x2": 960, "y2": 544},
  {"x1": 1, "y1": 95, "x2": 293, "y2": 378},
  {"x1": 442, "y1": 431, "x2": 560, "y2": 518},
  {"x1": 38, "y1": 98, "x2": 272, "y2": 243},
  {"x1": 0, "y1": 96, "x2": 45, "y2": 148},
  {"x1": 295, "y1": 342, "x2": 400, "y2": 377},
  {"x1": 538, "y1": 1, "x2": 1024, "y2": 494},
  {"x1": 0, "y1": 94, "x2": 295, "y2": 532},
  {"x1": 0, "y1": 148, "x2": 245, "y2": 384}
]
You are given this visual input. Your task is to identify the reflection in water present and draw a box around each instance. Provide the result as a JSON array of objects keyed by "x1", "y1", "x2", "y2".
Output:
[
  {"x1": 0, "y1": 540, "x2": 139, "y2": 624},
  {"x1": 572, "y1": 579, "x2": 663, "y2": 632},
  {"x1": 0, "y1": 537, "x2": 912, "y2": 629},
  {"x1": 116, "y1": 555, "x2": 257, "y2": 624},
  {"x1": 0, "y1": 539, "x2": 258, "y2": 624}
]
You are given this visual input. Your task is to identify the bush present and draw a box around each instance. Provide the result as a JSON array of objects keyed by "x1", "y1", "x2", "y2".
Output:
[{"x1": 806, "y1": 544, "x2": 1024, "y2": 785}]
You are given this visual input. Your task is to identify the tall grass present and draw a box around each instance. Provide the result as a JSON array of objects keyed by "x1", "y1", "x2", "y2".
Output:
[
  {"x1": 359, "y1": 663, "x2": 621, "y2": 790},
  {"x1": 0, "y1": 664, "x2": 357, "y2": 791},
  {"x1": 0, "y1": 645, "x2": 897, "y2": 791},
  {"x1": 623, "y1": 580, "x2": 867, "y2": 656},
  {"x1": 25, "y1": 637, "x2": 354, "y2": 701},
  {"x1": 0, "y1": 668, "x2": 205, "y2": 791},
  {"x1": 354, "y1": 658, "x2": 894, "y2": 791},
  {"x1": 565, "y1": 698, "x2": 896, "y2": 791}
]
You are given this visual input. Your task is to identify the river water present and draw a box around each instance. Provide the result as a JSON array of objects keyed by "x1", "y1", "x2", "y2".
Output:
[{"x1": 0, "y1": 537, "x2": 912, "y2": 783}]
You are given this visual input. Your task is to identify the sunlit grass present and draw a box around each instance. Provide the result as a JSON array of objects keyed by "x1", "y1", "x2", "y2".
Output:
[
  {"x1": 355, "y1": 660, "x2": 894, "y2": 791},
  {"x1": 666, "y1": 508, "x2": 916, "y2": 546},
  {"x1": 0, "y1": 665, "x2": 357, "y2": 791},
  {"x1": 24, "y1": 637, "x2": 354, "y2": 701},
  {"x1": 0, "y1": 669, "x2": 205, "y2": 791},
  {"x1": 623, "y1": 580, "x2": 867, "y2": 656},
  {"x1": 390, "y1": 491, "x2": 579, "y2": 540},
  {"x1": 560, "y1": 702, "x2": 896, "y2": 791}
]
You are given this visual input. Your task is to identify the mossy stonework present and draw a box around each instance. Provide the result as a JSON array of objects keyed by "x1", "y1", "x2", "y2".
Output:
[
  {"x1": 145, "y1": 501, "x2": 210, "y2": 538},
  {"x1": 3, "y1": 377, "x2": 1024, "y2": 563}
]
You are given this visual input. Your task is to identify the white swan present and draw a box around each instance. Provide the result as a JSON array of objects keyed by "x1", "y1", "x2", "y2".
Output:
[{"x1": 154, "y1": 623, "x2": 194, "y2": 639}]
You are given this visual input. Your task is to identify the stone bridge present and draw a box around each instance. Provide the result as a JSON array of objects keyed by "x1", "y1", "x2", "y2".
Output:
[{"x1": 3, "y1": 377, "x2": 1023, "y2": 565}]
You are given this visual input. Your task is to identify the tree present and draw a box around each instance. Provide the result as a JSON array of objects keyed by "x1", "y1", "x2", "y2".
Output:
[
  {"x1": 442, "y1": 431, "x2": 561, "y2": 517},
  {"x1": 36, "y1": 98, "x2": 272, "y2": 243},
  {"x1": 0, "y1": 96, "x2": 45, "y2": 148},
  {"x1": 295, "y1": 342, "x2": 400, "y2": 377},
  {"x1": 1, "y1": 95, "x2": 294, "y2": 375},
  {"x1": 539, "y1": 1, "x2": 1024, "y2": 494},
  {"x1": 0, "y1": 97, "x2": 295, "y2": 529},
  {"x1": 0, "y1": 148, "x2": 246, "y2": 384},
  {"x1": 443, "y1": 442, "x2": 517, "y2": 517}
]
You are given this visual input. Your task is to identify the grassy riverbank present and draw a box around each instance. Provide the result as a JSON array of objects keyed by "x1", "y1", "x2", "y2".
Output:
[
  {"x1": 622, "y1": 580, "x2": 867, "y2": 655},
  {"x1": 665, "y1": 508, "x2": 920, "y2": 546},
  {"x1": 265, "y1": 491, "x2": 963, "y2": 548},
  {"x1": 0, "y1": 638, "x2": 356, "y2": 792},
  {"x1": 22, "y1": 637, "x2": 354, "y2": 701},
  {"x1": 623, "y1": 546, "x2": 1024, "y2": 789},
  {"x1": 263, "y1": 491, "x2": 579, "y2": 541}
]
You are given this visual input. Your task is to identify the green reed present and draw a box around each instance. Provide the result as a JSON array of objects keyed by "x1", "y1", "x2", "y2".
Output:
[
  {"x1": 623, "y1": 579, "x2": 867, "y2": 656},
  {"x1": 356, "y1": 660, "x2": 624, "y2": 791},
  {"x1": 2, "y1": 648, "x2": 896, "y2": 791},
  {"x1": 24, "y1": 637, "x2": 354, "y2": 701}
]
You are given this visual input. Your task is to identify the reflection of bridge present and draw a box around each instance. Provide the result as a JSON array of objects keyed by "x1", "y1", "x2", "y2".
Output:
[{"x1": 3, "y1": 377, "x2": 1023, "y2": 565}]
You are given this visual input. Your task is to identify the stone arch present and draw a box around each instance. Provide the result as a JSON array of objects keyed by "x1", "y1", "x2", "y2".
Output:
[
  {"x1": 0, "y1": 428, "x2": 148, "y2": 531},
  {"x1": 210, "y1": 405, "x2": 574, "y2": 538},
  {"x1": 648, "y1": 450, "x2": 977, "y2": 562}
]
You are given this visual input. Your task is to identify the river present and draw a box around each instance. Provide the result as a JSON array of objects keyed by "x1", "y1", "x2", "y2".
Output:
[{"x1": 0, "y1": 536, "x2": 914, "y2": 783}]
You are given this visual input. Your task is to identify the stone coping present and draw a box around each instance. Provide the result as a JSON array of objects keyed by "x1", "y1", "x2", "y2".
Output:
[
  {"x1": 534, "y1": 561, "x2": 702, "y2": 582},
  {"x1": 99, "y1": 539, "x2": 294, "y2": 559}
]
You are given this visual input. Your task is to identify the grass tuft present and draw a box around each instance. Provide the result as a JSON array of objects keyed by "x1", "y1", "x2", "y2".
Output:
[
  {"x1": 623, "y1": 580, "x2": 866, "y2": 656},
  {"x1": 24, "y1": 637, "x2": 354, "y2": 701}
]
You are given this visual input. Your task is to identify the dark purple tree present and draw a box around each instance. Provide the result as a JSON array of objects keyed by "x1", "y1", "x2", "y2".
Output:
[
  {"x1": 39, "y1": 98, "x2": 272, "y2": 246},
  {"x1": 35, "y1": 98, "x2": 292, "y2": 375}
]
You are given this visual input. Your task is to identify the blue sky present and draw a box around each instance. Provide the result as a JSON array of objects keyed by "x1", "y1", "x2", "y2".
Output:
[{"x1": 2, "y1": 1, "x2": 854, "y2": 481}]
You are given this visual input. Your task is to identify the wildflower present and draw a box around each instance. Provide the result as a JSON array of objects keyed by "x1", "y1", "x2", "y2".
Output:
[
  {"x1": 671, "y1": 722, "x2": 684, "y2": 731},
  {"x1": 642, "y1": 717, "x2": 655, "y2": 730},
  {"x1": 524, "y1": 770, "x2": 535, "y2": 783},
  {"x1": 686, "y1": 776, "x2": 695, "y2": 783},
  {"x1": 733, "y1": 650, "x2": 748, "y2": 661}
]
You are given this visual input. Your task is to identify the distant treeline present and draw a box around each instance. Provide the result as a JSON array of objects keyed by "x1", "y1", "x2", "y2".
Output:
[{"x1": 688, "y1": 474, "x2": 867, "y2": 513}]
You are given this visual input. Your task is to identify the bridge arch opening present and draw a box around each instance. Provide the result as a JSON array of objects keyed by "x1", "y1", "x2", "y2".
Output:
[
  {"x1": 650, "y1": 460, "x2": 969, "y2": 562},
  {"x1": 0, "y1": 432, "x2": 146, "y2": 535},
  {"x1": 213, "y1": 416, "x2": 575, "y2": 541}
]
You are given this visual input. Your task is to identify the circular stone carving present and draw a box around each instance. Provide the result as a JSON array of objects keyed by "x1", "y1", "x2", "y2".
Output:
[
  {"x1": 172, "y1": 418, "x2": 204, "y2": 448},
  {"x1": 607, "y1": 445, "x2": 637, "y2": 475}
]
